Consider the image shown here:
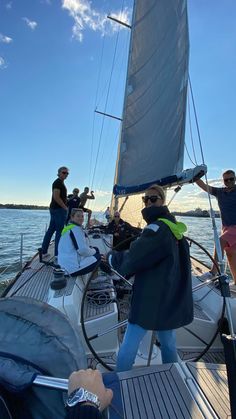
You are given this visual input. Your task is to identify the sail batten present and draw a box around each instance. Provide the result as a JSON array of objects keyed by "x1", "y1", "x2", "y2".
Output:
[{"x1": 114, "y1": 0, "x2": 189, "y2": 195}]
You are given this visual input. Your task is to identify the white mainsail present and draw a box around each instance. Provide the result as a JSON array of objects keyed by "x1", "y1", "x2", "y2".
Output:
[{"x1": 114, "y1": 0, "x2": 189, "y2": 196}]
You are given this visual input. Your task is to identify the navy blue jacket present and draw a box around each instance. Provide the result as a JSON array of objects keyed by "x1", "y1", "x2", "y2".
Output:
[{"x1": 110, "y1": 206, "x2": 193, "y2": 331}]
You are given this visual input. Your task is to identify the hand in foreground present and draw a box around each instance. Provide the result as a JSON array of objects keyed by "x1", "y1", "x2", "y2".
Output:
[{"x1": 68, "y1": 369, "x2": 113, "y2": 411}]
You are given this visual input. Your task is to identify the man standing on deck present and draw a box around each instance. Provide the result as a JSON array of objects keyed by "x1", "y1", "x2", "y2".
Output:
[
  {"x1": 41, "y1": 166, "x2": 69, "y2": 258},
  {"x1": 79, "y1": 187, "x2": 95, "y2": 226},
  {"x1": 195, "y1": 169, "x2": 236, "y2": 284}
]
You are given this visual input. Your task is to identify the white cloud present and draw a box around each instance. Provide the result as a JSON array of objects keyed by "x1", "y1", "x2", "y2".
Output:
[
  {"x1": 6, "y1": 2, "x2": 12, "y2": 10},
  {"x1": 22, "y1": 17, "x2": 38, "y2": 30},
  {"x1": 109, "y1": 9, "x2": 130, "y2": 28},
  {"x1": 209, "y1": 178, "x2": 221, "y2": 186},
  {"x1": 0, "y1": 56, "x2": 7, "y2": 69},
  {"x1": 0, "y1": 33, "x2": 13, "y2": 44},
  {"x1": 94, "y1": 189, "x2": 111, "y2": 198},
  {"x1": 61, "y1": 0, "x2": 131, "y2": 42}
]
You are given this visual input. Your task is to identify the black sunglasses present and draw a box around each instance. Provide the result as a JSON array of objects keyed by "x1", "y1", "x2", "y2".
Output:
[
  {"x1": 62, "y1": 171, "x2": 69, "y2": 175},
  {"x1": 224, "y1": 177, "x2": 235, "y2": 182},
  {"x1": 114, "y1": 215, "x2": 120, "y2": 218},
  {"x1": 142, "y1": 195, "x2": 162, "y2": 204}
]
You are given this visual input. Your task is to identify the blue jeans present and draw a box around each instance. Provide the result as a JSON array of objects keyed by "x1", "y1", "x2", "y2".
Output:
[
  {"x1": 42, "y1": 208, "x2": 67, "y2": 256},
  {"x1": 116, "y1": 322, "x2": 178, "y2": 372}
]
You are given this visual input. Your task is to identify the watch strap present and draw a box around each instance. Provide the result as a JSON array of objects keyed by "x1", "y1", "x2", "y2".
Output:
[{"x1": 66, "y1": 387, "x2": 100, "y2": 409}]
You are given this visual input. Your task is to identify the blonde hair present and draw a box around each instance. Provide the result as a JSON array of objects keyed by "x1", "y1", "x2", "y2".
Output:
[{"x1": 146, "y1": 184, "x2": 166, "y2": 203}]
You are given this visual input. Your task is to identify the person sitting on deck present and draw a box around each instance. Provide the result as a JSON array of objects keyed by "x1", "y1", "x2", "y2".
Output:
[
  {"x1": 58, "y1": 209, "x2": 100, "y2": 276},
  {"x1": 106, "y1": 211, "x2": 141, "y2": 249},
  {"x1": 79, "y1": 187, "x2": 95, "y2": 226},
  {"x1": 66, "y1": 188, "x2": 81, "y2": 224}
]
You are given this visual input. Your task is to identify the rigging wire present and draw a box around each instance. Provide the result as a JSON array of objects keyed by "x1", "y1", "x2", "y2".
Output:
[
  {"x1": 188, "y1": 76, "x2": 205, "y2": 165},
  {"x1": 89, "y1": 33, "x2": 130, "y2": 215},
  {"x1": 184, "y1": 89, "x2": 197, "y2": 166},
  {"x1": 90, "y1": 17, "x2": 123, "y2": 192},
  {"x1": 88, "y1": 24, "x2": 107, "y2": 188},
  {"x1": 183, "y1": 84, "x2": 199, "y2": 167},
  {"x1": 93, "y1": 34, "x2": 130, "y2": 198},
  {"x1": 187, "y1": 88, "x2": 198, "y2": 165},
  {"x1": 188, "y1": 77, "x2": 235, "y2": 339},
  {"x1": 90, "y1": 0, "x2": 128, "y2": 196},
  {"x1": 96, "y1": 126, "x2": 120, "y2": 194},
  {"x1": 184, "y1": 143, "x2": 197, "y2": 166}
]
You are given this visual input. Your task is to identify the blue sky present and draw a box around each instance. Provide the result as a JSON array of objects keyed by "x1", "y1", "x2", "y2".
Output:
[{"x1": 0, "y1": 0, "x2": 236, "y2": 212}]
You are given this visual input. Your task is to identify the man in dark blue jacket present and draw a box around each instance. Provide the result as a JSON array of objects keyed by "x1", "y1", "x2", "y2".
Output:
[{"x1": 108, "y1": 184, "x2": 193, "y2": 371}]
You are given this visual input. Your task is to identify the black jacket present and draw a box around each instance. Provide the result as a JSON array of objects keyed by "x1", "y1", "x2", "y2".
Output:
[
  {"x1": 110, "y1": 206, "x2": 193, "y2": 331},
  {"x1": 106, "y1": 219, "x2": 140, "y2": 249}
]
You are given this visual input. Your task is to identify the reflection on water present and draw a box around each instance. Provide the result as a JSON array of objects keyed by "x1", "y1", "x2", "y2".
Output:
[{"x1": 0, "y1": 210, "x2": 222, "y2": 282}]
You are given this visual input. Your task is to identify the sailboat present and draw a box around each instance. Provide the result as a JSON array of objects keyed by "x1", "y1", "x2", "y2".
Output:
[{"x1": 0, "y1": 0, "x2": 235, "y2": 418}]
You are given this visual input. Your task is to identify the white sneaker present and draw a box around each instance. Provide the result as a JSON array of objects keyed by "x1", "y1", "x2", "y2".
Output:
[{"x1": 200, "y1": 271, "x2": 214, "y2": 280}]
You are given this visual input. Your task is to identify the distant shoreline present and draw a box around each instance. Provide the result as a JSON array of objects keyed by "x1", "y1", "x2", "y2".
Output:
[
  {"x1": 0, "y1": 204, "x2": 220, "y2": 218},
  {"x1": 0, "y1": 204, "x2": 48, "y2": 210}
]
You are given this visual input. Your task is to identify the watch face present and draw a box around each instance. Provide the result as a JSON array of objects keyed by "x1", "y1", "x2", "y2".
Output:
[
  {"x1": 66, "y1": 387, "x2": 100, "y2": 409},
  {"x1": 67, "y1": 388, "x2": 84, "y2": 407}
]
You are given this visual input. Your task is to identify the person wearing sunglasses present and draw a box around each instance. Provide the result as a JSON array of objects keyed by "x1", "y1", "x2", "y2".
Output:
[
  {"x1": 106, "y1": 184, "x2": 193, "y2": 371},
  {"x1": 196, "y1": 170, "x2": 236, "y2": 284},
  {"x1": 41, "y1": 166, "x2": 69, "y2": 259}
]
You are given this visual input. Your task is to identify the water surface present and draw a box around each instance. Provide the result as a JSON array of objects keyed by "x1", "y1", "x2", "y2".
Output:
[{"x1": 0, "y1": 209, "x2": 221, "y2": 282}]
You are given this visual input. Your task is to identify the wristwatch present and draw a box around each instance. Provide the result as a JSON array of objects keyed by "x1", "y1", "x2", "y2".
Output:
[{"x1": 66, "y1": 387, "x2": 100, "y2": 409}]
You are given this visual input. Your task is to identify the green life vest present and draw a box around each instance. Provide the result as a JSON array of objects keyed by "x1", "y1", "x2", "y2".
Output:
[
  {"x1": 61, "y1": 223, "x2": 76, "y2": 235},
  {"x1": 61, "y1": 223, "x2": 79, "y2": 250},
  {"x1": 158, "y1": 218, "x2": 187, "y2": 240}
]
